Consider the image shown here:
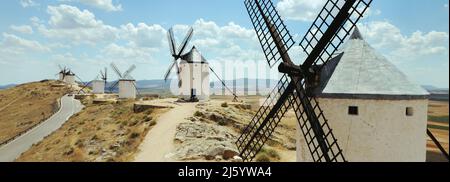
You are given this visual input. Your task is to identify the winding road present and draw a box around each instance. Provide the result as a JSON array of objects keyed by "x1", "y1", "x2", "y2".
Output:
[{"x1": 0, "y1": 95, "x2": 83, "y2": 162}]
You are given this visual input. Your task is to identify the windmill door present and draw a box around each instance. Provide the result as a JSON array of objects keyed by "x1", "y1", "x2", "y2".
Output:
[{"x1": 191, "y1": 89, "x2": 197, "y2": 97}]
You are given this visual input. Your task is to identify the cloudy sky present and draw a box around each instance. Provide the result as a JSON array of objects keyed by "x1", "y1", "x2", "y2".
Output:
[{"x1": 0, "y1": 0, "x2": 449, "y2": 88}]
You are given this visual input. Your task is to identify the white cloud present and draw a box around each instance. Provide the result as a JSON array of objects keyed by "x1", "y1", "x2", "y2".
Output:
[
  {"x1": 47, "y1": 4, "x2": 103, "y2": 29},
  {"x1": 61, "y1": 0, "x2": 123, "y2": 12},
  {"x1": 10, "y1": 25, "x2": 33, "y2": 34},
  {"x1": 276, "y1": 0, "x2": 326, "y2": 21},
  {"x1": 276, "y1": 0, "x2": 380, "y2": 22},
  {"x1": 363, "y1": 8, "x2": 382, "y2": 19},
  {"x1": 101, "y1": 43, "x2": 155, "y2": 62},
  {"x1": 36, "y1": 4, "x2": 118, "y2": 45},
  {"x1": 358, "y1": 21, "x2": 449, "y2": 62},
  {"x1": 354, "y1": 20, "x2": 449, "y2": 87},
  {"x1": 120, "y1": 23, "x2": 166, "y2": 48},
  {"x1": 187, "y1": 19, "x2": 261, "y2": 61},
  {"x1": 81, "y1": 0, "x2": 122, "y2": 11},
  {"x1": 20, "y1": 0, "x2": 39, "y2": 8},
  {"x1": 0, "y1": 33, "x2": 50, "y2": 53}
]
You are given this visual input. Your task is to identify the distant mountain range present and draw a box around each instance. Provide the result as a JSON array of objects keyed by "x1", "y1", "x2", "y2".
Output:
[
  {"x1": 0, "y1": 84, "x2": 17, "y2": 90},
  {"x1": 1, "y1": 80, "x2": 448, "y2": 100},
  {"x1": 423, "y1": 85, "x2": 449, "y2": 101}
]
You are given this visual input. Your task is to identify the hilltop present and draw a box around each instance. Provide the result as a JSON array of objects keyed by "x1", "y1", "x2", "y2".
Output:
[{"x1": 0, "y1": 80, "x2": 71, "y2": 145}]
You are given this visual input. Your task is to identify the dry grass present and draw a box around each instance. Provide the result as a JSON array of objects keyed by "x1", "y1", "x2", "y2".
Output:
[
  {"x1": 426, "y1": 101, "x2": 449, "y2": 162},
  {"x1": 255, "y1": 147, "x2": 281, "y2": 162},
  {"x1": 210, "y1": 95, "x2": 263, "y2": 111},
  {"x1": 198, "y1": 97, "x2": 297, "y2": 162},
  {"x1": 16, "y1": 99, "x2": 168, "y2": 162},
  {"x1": 0, "y1": 80, "x2": 70, "y2": 144}
]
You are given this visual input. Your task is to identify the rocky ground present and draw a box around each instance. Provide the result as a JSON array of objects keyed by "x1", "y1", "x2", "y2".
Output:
[{"x1": 172, "y1": 98, "x2": 297, "y2": 162}]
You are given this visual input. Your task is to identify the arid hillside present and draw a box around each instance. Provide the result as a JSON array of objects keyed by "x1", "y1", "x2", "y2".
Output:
[
  {"x1": 0, "y1": 80, "x2": 70, "y2": 145},
  {"x1": 17, "y1": 97, "x2": 168, "y2": 162}
]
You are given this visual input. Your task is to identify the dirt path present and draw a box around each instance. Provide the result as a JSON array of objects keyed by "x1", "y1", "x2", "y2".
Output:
[{"x1": 134, "y1": 102, "x2": 197, "y2": 162}]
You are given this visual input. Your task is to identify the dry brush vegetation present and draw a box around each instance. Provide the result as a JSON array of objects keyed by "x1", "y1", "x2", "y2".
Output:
[
  {"x1": 0, "y1": 80, "x2": 70, "y2": 145},
  {"x1": 16, "y1": 97, "x2": 168, "y2": 162}
]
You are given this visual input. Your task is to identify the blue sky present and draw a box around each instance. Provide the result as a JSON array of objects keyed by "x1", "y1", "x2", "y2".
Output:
[{"x1": 0, "y1": 0, "x2": 449, "y2": 88}]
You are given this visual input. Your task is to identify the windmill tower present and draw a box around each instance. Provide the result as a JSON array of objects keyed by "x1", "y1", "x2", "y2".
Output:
[
  {"x1": 236, "y1": 0, "x2": 373, "y2": 162},
  {"x1": 165, "y1": 27, "x2": 239, "y2": 102},
  {"x1": 57, "y1": 65, "x2": 76, "y2": 85},
  {"x1": 92, "y1": 68, "x2": 107, "y2": 94},
  {"x1": 238, "y1": 0, "x2": 450, "y2": 162},
  {"x1": 165, "y1": 27, "x2": 210, "y2": 101},
  {"x1": 299, "y1": 27, "x2": 430, "y2": 162},
  {"x1": 109, "y1": 63, "x2": 137, "y2": 99}
]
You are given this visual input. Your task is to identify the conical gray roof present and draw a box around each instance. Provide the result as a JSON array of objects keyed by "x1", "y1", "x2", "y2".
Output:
[
  {"x1": 180, "y1": 46, "x2": 208, "y2": 64},
  {"x1": 314, "y1": 28, "x2": 429, "y2": 99},
  {"x1": 349, "y1": 27, "x2": 363, "y2": 40}
]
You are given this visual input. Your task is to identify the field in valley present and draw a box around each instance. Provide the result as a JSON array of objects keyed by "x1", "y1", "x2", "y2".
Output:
[{"x1": 426, "y1": 100, "x2": 449, "y2": 162}]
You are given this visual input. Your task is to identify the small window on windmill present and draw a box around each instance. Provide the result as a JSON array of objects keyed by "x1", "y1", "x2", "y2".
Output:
[
  {"x1": 406, "y1": 107, "x2": 414, "y2": 116},
  {"x1": 348, "y1": 106, "x2": 358, "y2": 115}
]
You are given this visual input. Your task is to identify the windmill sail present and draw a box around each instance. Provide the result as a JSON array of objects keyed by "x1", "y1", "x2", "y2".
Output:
[
  {"x1": 177, "y1": 27, "x2": 194, "y2": 56},
  {"x1": 299, "y1": 0, "x2": 372, "y2": 70},
  {"x1": 237, "y1": 0, "x2": 372, "y2": 162},
  {"x1": 244, "y1": 0, "x2": 295, "y2": 67},
  {"x1": 165, "y1": 27, "x2": 192, "y2": 82},
  {"x1": 110, "y1": 63, "x2": 123, "y2": 79},
  {"x1": 123, "y1": 64, "x2": 136, "y2": 79},
  {"x1": 168, "y1": 28, "x2": 178, "y2": 57},
  {"x1": 236, "y1": 74, "x2": 293, "y2": 161},
  {"x1": 164, "y1": 61, "x2": 177, "y2": 81}
]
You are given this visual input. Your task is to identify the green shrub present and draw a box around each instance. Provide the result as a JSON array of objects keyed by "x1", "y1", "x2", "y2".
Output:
[
  {"x1": 143, "y1": 115, "x2": 153, "y2": 122},
  {"x1": 194, "y1": 111, "x2": 203, "y2": 117},
  {"x1": 221, "y1": 102, "x2": 228, "y2": 107},
  {"x1": 255, "y1": 154, "x2": 271, "y2": 162},
  {"x1": 266, "y1": 149, "x2": 281, "y2": 160},
  {"x1": 130, "y1": 132, "x2": 140, "y2": 139},
  {"x1": 149, "y1": 120, "x2": 157, "y2": 126}
]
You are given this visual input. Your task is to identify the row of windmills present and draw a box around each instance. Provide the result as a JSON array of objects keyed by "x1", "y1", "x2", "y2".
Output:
[
  {"x1": 56, "y1": 63, "x2": 138, "y2": 99},
  {"x1": 56, "y1": 26, "x2": 238, "y2": 102}
]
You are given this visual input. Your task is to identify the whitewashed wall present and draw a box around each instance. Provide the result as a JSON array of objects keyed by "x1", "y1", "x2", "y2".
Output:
[
  {"x1": 64, "y1": 75, "x2": 76, "y2": 85},
  {"x1": 296, "y1": 98, "x2": 428, "y2": 162},
  {"x1": 92, "y1": 80, "x2": 105, "y2": 94},
  {"x1": 179, "y1": 62, "x2": 210, "y2": 101},
  {"x1": 119, "y1": 80, "x2": 136, "y2": 99}
]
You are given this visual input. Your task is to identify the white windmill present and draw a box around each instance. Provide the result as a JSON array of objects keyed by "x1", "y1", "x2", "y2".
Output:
[
  {"x1": 165, "y1": 27, "x2": 239, "y2": 102},
  {"x1": 164, "y1": 27, "x2": 210, "y2": 101},
  {"x1": 92, "y1": 68, "x2": 107, "y2": 94},
  {"x1": 57, "y1": 65, "x2": 76, "y2": 84},
  {"x1": 109, "y1": 63, "x2": 138, "y2": 99}
]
